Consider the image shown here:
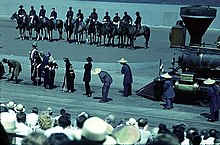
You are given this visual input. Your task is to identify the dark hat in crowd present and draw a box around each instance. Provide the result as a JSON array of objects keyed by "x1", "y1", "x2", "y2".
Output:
[
  {"x1": 19, "y1": 5, "x2": 24, "y2": 8},
  {"x1": 86, "y1": 57, "x2": 93, "y2": 62},
  {"x1": 2, "y1": 58, "x2": 8, "y2": 63}
]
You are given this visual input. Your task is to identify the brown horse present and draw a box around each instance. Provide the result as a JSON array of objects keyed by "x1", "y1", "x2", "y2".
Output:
[{"x1": 127, "y1": 25, "x2": 150, "y2": 49}]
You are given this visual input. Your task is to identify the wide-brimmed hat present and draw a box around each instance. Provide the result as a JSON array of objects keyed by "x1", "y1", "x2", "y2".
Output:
[
  {"x1": 19, "y1": 5, "x2": 24, "y2": 8},
  {"x1": 126, "y1": 118, "x2": 138, "y2": 127},
  {"x1": 112, "y1": 125, "x2": 141, "y2": 144},
  {"x1": 6, "y1": 101, "x2": 16, "y2": 109},
  {"x1": 118, "y1": 58, "x2": 128, "y2": 63},
  {"x1": 203, "y1": 78, "x2": 215, "y2": 85},
  {"x1": 86, "y1": 57, "x2": 93, "y2": 62},
  {"x1": 14, "y1": 104, "x2": 25, "y2": 112},
  {"x1": 0, "y1": 112, "x2": 17, "y2": 133},
  {"x1": 92, "y1": 68, "x2": 101, "y2": 75},
  {"x1": 32, "y1": 42, "x2": 37, "y2": 47},
  {"x1": 136, "y1": 11, "x2": 140, "y2": 15},
  {"x1": 161, "y1": 72, "x2": 172, "y2": 79}
]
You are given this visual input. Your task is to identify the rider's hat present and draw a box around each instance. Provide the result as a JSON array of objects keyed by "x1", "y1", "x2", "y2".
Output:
[
  {"x1": 93, "y1": 8, "x2": 96, "y2": 11},
  {"x1": 41, "y1": 5, "x2": 44, "y2": 8},
  {"x1": 69, "y1": 7, "x2": 72, "y2": 9},
  {"x1": 52, "y1": 7, "x2": 55, "y2": 10},
  {"x1": 19, "y1": 5, "x2": 24, "y2": 8},
  {"x1": 136, "y1": 11, "x2": 140, "y2": 15},
  {"x1": 86, "y1": 57, "x2": 93, "y2": 62},
  {"x1": 31, "y1": 6, "x2": 34, "y2": 9},
  {"x1": 106, "y1": 11, "x2": 109, "y2": 15},
  {"x1": 115, "y1": 13, "x2": 118, "y2": 15},
  {"x1": 124, "y1": 11, "x2": 127, "y2": 15}
]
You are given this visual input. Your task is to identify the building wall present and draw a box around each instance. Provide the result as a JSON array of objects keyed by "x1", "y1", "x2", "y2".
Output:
[{"x1": 0, "y1": 0, "x2": 219, "y2": 29}]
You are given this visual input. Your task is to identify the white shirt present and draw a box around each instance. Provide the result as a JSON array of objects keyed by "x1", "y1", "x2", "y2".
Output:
[
  {"x1": 14, "y1": 122, "x2": 32, "y2": 145},
  {"x1": 26, "y1": 113, "x2": 38, "y2": 128},
  {"x1": 44, "y1": 126, "x2": 75, "y2": 140}
]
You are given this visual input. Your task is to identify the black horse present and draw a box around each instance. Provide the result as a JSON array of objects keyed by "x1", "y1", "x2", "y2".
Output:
[
  {"x1": 47, "y1": 19, "x2": 63, "y2": 41},
  {"x1": 86, "y1": 17, "x2": 97, "y2": 45},
  {"x1": 73, "y1": 20, "x2": 86, "y2": 44},
  {"x1": 96, "y1": 21, "x2": 111, "y2": 46},
  {"x1": 127, "y1": 25, "x2": 150, "y2": 49},
  {"x1": 35, "y1": 16, "x2": 49, "y2": 40},
  {"x1": 11, "y1": 12, "x2": 29, "y2": 40},
  {"x1": 27, "y1": 15, "x2": 38, "y2": 40},
  {"x1": 64, "y1": 18, "x2": 74, "y2": 42}
]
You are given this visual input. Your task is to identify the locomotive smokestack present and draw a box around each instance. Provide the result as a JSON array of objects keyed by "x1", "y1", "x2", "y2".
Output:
[{"x1": 180, "y1": 5, "x2": 217, "y2": 46}]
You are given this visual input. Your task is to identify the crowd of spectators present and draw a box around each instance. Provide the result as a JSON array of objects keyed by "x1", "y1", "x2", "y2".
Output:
[{"x1": 0, "y1": 100, "x2": 220, "y2": 145}]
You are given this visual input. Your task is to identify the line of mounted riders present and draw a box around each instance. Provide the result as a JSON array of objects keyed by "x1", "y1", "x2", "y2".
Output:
[{"x1": 11, "y1": 5, "x2": 150, "y2": 48}]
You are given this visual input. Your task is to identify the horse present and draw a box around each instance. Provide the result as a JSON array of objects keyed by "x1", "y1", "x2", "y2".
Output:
[
  {"x1": 26, "y1": 15, "x2": 38, "y2": 40},
  {"x1": 108, "y1": 22, "x2": 122, "y2": 47},
  {"x1": 73, "y1": 20, "x2": 86, "y2": 44},
  {"x1": 11, "y1": 12, "x2": 28, "y2": 40},
  {"x1": 35, "y1": 16, "x2": 49, "y2": 41},
  {"x1": 117, "y1": 21, "x2": 130, "y2": 48},
  {"x1": 47, "y1": 19, "x2": 63, "y2": 41},
  {"x1": 127, "y1": 25, "x2": 150, "y2": 49},
  {"x1": 64, "y1": 18, "x2": 74, "y2": 42},
  {"x1": 85, "y1": 18, "x2": 97, "y2": 45},
  {"x1": 96, "y1": 21, "x2": 111, "y2": 46}
]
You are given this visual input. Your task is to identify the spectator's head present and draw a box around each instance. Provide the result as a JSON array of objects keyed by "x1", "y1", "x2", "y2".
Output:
[
  {"x1": 32, "y1": 42, "x2": 37, "y2": 48},
  {"x1": 6, "y1": 101, "x2": 16, "y2": 110},
  {"x1": 38, "y1": 112, "x2": 53, "y2": 130},
  {"x1": 48, "y1": 133, "x2": 70, "y2": 145},
  {"x1": 1, "y1": 112, "x2": 17, "y2": 133},
  {"x1": 137, "y1": 118, "x2": 148, "y2": 129},
  {"x1": 209, "y1": 129, "x2": 218, "y2": 138},
  {"x1": 126, "y1": 118, "x2": 138, "y2": 128},
  {"x1": 158, "y1": 123, "x2": 170, "y2": 134},
  {"x1": 47, "y1": 107, "x2": 53, "y2": 116},
  {"x1": 2, "y1": 58, "x2": 8, "y2": 63},
  {"x1": 86, "y1": 57, "x2": 93, "y2": 62},
  {"x1": 200, "y1": 129, "x2": 210, "y2": 140},
  {"x1": 191, "y1": 134, "x2": 202, "y2": 145},
  {"x1": 14, "y1": 104, "x2": 26, "y2": 113},
  {"x1": 22, "y1": 132, "x2": 49, "y2": 145},
  {"x1": 186, "y1": 127, "x2": 199, "y2": 140},
  {"x1": 105, "y1": 114, "x2": 116, "y2": 128},
  {"x1": 59, "y1": 109, "x2": 66, "y2": 115},
  {"x1": 32, "y1": 107, "x2": 39, "y2": 114},
  {"x1": 16, "y1": 112, "x2": 27, "y2": 123},
  {"x1": 58, "y1": 115, "x2": 71, "y2": 129},
  {"x1": 172, "y1": 124, "x2": 185, "y2": 143},
  {"x1": 147, "y1": 133, "x2": 180, "y2": 145}
]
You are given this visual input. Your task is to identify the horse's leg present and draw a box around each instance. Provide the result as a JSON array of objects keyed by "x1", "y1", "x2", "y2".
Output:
[{"x1": 29, "y1": 29, "x2": 32, "y2": 40}]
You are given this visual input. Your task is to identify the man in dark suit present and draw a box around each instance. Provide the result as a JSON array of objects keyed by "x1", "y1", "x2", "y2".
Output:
[
  {"x1": 118, "y1": 58, "x2": 133, "y2": 97},
  {"x1": 83, "y1": 57, "x2": 93, "y2": 97},
  {"x1": 2, "y1": 58, "x2": 22, "y2": 83},
  {"x1": 161, "y1": 73, "x2": 175, "y2": 110},
  {"x1": 204, "y1": 78, "x2": 220, "y2": 122},
  {"x1": 92, "y1": 68, "x2": 113, "y2": 103}
]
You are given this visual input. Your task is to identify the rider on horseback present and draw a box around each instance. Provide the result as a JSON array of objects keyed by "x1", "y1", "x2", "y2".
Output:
[
  {"x1": 17, "y1": 5, "x2": 26, "y2": 29},
  {"x1": 76, "y1": 9, "x2": 84, "y2": 28},
  {"x1": 134, "y1": 11, "x2": 142, "y2": 39},
  {"x1": 29, "y1": 6, "x2": 36, "y2": 24},
  {"x1": 90, "y1": 8, "x2": 98, "y2": 24},
  {"x1": 113, "y1": 13, "x2": 120, "y2": 29},
  {"x1": 50, "y1": 7, "x2": 57, "y2": 30},
  {"x1": 102, "y1": 12, "x2": 111, "y2": 30},
  {"x1": 122, "y1": 11, "x2": 132, "y2": 26},
  {"x1": 39, "y1": 5, "x2": 46, "y2": 22},
  {"x1": 66, "y1": 7, "x2": 74, "y2": 23}
]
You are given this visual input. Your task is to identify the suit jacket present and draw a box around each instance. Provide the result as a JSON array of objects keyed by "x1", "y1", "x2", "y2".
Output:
[
  {"x1": 162, "y1": 80, "x2": 175, "y2": 99},
  {"x1": 121, "y1": 64, "x2": 133, "y2": 85},
  {"x1": 83, "y1": 62, "x2": 92, "y2": 82},
  {"x1": 207, "y1": 85, "x2": 220, "y2": 112},
  {"x1": 98, "y1": 71, "x2": 113, "y2": 87}
]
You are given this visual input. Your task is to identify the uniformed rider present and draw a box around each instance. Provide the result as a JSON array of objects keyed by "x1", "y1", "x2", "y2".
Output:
[
  {"x1": 39, "y1": 5, "x2": 46, "y2": 22},
  {"x1": 134, "y1": 11, "x2": 142, "y2": 39},
  {"x1": 66, "y1": 7, "x2": 74, "y2": 20},
  {"x1": 17, "y1": 5, "x2": 26, "y2": 29},
  {"x1": 29, "y1": 6, "x2": 36, "y2": 24},
  {"x1": 76, "y1": 9, "x2": 84, "y2": 28},
  {"x1": 102, "y1": 11, "x2": 111, "y2": 24},
  {"x1": 90, "y1": 8, "x2": 98, "y2": 23},
  {"x1": 50, "y1": 7, "x2": 57, "y2": 29},
  {"x1": 122, "y1": 11, "x2": 132, "y2": 26},
  {"x1": 113, "y1": 13, "x2": 120, "y2": 28}
]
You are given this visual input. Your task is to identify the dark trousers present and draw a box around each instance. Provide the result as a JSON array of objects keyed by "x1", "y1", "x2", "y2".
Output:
[
  {"x1": 211, "y1": 110, "x2": 219, "y2": 121},
  {"x1": 85, "y1": 81, "x2": 91, "y2": 95},
  {"x1": 165, "y1": 98, "x2": 174, "y2": 109},
  {"x1": 102, "y1": 85, "x2": 110, "y2": 101},
  {"x1": 124, "y1": 83, "x2": 132, "y2": 96}
]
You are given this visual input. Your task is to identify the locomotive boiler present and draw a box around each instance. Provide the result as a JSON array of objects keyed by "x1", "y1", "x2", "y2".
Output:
[{"x1": 138, "y1": 5, "x2": 219, "y2": 106}]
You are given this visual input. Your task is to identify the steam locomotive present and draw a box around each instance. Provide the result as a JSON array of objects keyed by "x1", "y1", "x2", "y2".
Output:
[{"x1": 138, "y1": 5, "x2": 220, "y2": 106}]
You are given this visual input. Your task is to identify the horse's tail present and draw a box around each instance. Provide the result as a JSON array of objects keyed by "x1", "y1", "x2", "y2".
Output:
[{"x1": 142, "y1": 26, "x2": 150, "y2": 39}]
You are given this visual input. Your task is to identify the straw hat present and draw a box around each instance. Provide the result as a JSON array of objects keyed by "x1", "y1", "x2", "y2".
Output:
[
  {"x1": 118, "y1": 58, "x2": 128, "y2": 64},
  {"x1": 161, "y1": 72, "x2": 172, "y2": 79},
  {"x1": 14, "y1": 104, "x2": 25, "y2": 112},
  {"x1": 203, "y1": 78, "x2": 215, "y2": 85},
  {"x1": 113, "y1": 125, "x2": 141, "y2": 144},
  {"x1": 6, "y1": 101, "x2": 16, "y2": 109},
  {"x1": 0, "y1": 112, "x2": 17, "y2": 133},
  {"x1": 91, "y1": 68, "x2": 101, "y2": 75}
]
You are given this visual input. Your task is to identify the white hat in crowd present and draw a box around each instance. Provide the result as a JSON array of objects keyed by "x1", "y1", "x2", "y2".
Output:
[
  {"x1": 14, "y1": 104, "x2": 26, "y2": 112},
  {"x1": 0, "y1": 112, "x2": 17, "y2": 133},
  {"x1": 118, "y1": 58, "x2": 128, "y2": 64},
  {"x1": 6, "y1": 101, "x2": 16, "y2": 109},
  {"x1": 161, "y1": 72, "x2": 172, "y2": 79},
  {"x1": 126, "y1": 118, "x2": 138, "y2": 127},
  {"x1": 203, "y1": 78, "x2": 216, "y2": 85},
  {"x1": 92, "y1": 68, "x2": 101, "y2": 75}
]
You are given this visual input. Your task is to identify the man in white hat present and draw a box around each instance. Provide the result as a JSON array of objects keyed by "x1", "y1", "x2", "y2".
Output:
[
  {"x1": 203, "y1": 78, "x2": 220, "y2": 122},
  {"x1": 92, "y1": 68, "x2": 113, "y2": 103},
  {"x1": 29, "y1": 42, "x2": 39, "y2": 77},
  {"x1": 161, "y1": 72, "x2": 175, "y2": 110},
  {"x1": 118, "y1": 58, "x2": 133, "y2": 97}
]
